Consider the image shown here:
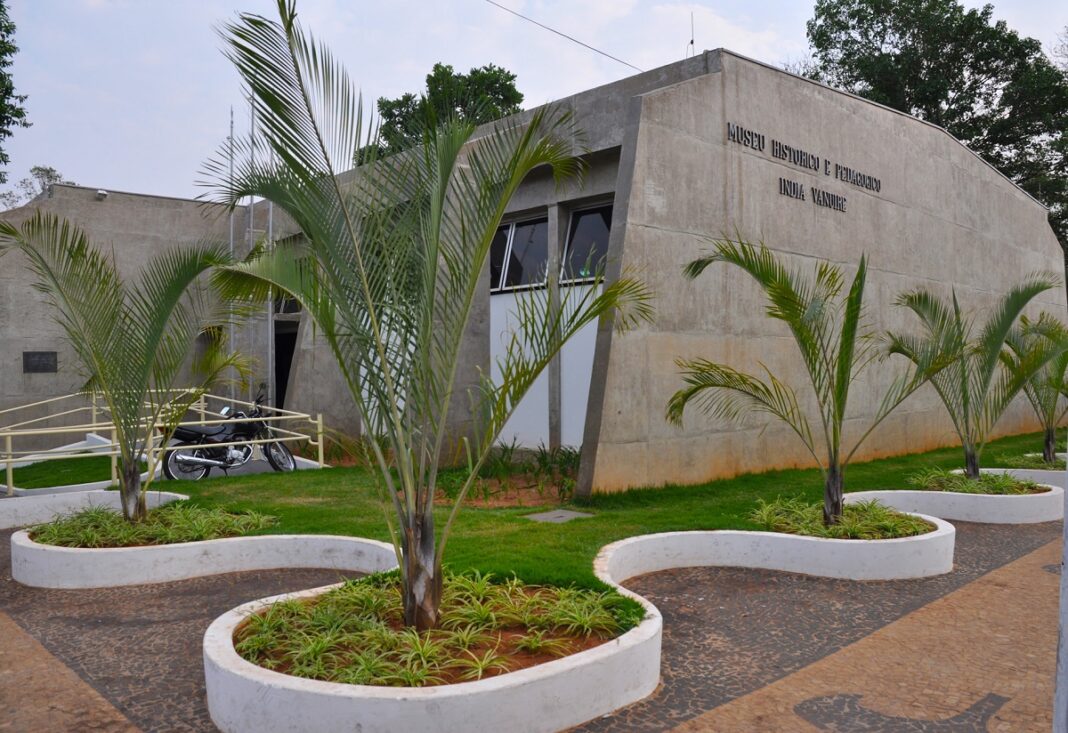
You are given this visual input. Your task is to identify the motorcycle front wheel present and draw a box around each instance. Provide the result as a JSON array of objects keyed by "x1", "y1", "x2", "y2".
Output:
[
  {"x1": 265, "y1": 441, "x2": 296, "y2": 472},
  {"x1": 163, "y1": 444, "x2": 211, "y2": 481}
]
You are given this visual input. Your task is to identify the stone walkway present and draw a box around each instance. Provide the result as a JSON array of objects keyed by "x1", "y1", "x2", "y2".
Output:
[
  {"x1": 0, "y1": 530, "x2": 358, "y2": 732},
  {"x1": 0, "y1": 521, "x2": 1061, "y2": 732}
]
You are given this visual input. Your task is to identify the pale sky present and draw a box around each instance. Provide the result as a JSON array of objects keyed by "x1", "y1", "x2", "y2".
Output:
[{"x1": 6, "y1": 0, "x2": 1066, "y2": 200}]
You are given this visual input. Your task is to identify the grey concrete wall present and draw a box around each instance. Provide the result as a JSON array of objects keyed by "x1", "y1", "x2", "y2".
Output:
[
  {"x1": 580, "y1": 51, "x2": 1064, "y2": 493},
  {"x1": 0, "y1": 185, "x2": 278, "y2": 450}
]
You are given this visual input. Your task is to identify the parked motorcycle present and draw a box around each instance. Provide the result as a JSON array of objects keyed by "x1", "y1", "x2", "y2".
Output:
[{"x1": 161, "y1": 395, "x2": 296, "y2": 480}]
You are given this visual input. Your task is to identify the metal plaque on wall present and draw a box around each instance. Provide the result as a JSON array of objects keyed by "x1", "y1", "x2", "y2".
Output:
[{"x1": 22, "y1": 351, "x2": 58, "y2": 373}]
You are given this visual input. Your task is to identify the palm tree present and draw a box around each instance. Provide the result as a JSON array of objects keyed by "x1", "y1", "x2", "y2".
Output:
[
  {"x1": 666, "y1": 239, "x2": 943, "y2": 525},
  {"x1": 1004, "y1": 313, "x2": 1068, "y2": 463},
  {"x1": 0, "y1": 213, "x2": 245, "y2": 521},
  {"x1": 207, "y1": 1, "x2": 653, "y2": 630},
  {"x1": 887, "y1": 276, "x2": 1058, "y2": 478}
]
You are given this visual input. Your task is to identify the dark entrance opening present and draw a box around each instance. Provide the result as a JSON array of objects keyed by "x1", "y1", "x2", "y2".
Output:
[{"x1": 274, "y1": 321, "x2": 299, "y2": 409}]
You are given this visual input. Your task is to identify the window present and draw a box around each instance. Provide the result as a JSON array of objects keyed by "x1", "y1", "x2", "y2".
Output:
[
  {"x1": 490, "y1": 217, "x2": 549, "y2": 292},
  {"x1": 562, "y1": 205, "x2": 612, "y2": 282}
]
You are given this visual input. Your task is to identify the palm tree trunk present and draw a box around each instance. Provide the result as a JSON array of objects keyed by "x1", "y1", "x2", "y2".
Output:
[
  {"x1": 822, "y1": 463, "x2": 844, "y2": 526},
  {"x1": 964, "y1": 448, "x2": 980, "y2": 479},
  {"x1": 403, "y1": 514, "x2": 442, "y2": 631},
  {"x1": 1045, "y1": 427, "x2": 1058, "y2": 464},
  {"x1": 120, "y1": 460, "x2": 146, "y2": 522}
]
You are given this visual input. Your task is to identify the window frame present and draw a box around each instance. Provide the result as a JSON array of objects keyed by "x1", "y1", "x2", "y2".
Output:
[
  {"x1": 491, "y1": 215, "x2": 551, "y2": 294},
  {"x1": 560, "y1": 203, "x2": 613, "y2": 286}
]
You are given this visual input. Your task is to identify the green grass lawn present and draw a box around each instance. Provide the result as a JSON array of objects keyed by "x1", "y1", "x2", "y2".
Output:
[
  {"x1": 162, "y1": 430, "x2": 1054, "y2": 589},
  {"x1": 11, "y1": 455, "x2": 132, "y2": 489}
]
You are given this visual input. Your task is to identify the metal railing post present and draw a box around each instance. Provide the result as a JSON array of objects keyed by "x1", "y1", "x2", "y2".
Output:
[
  {"x1": 90, "y1": 393, "x2": 97, "y2": 432},
  {"x1": 317, "y1": 414, "x2": 325, "y2": 467},
  {"x1": 5, "y1": 434, "x2": 12, "y2": 497},
  {"x1": 110, "y1": 428, "x2": 118, "y2": 486}
]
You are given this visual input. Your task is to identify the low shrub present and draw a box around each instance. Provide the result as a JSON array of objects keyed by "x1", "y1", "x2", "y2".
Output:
[
  {"x1": 30, "y1": 503, "x2": 276, "y2": 548},
  {"x1": 907, "y1": 467, "x2": 1043, "y2": 495},
  {"x1": 750, "y1": 497, "x2": 932, "y2": 539},
  {"x1": 989, "y1": 454, "x2": 1064, "y2": 471},
  {"x1": 233, "y1": 570, "x2": 646, "y2": 687}
]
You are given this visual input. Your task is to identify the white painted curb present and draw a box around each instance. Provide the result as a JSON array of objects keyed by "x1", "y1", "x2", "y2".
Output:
[
  {"x1": 592, "y1": 517, "x2": 955, "y2": 582},
  {"x1": 0, "y1": 489, "x2": 185, "y2": 531},
  {"x1": 11, "y1": 532, "x2": 397, "y2": 589},
  {"x1": 203, "y1": 550, "x2": 661, "y2": 733},
  {"x1": 847, "y1": 484, "x2": 1063, "y2": 524}
]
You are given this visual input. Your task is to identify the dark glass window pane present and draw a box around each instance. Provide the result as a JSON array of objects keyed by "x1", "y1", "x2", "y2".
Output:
[
  {"x1": 489, "y1": 225, "x2": 510, "y2": 291},
  {"x1": 563, "y1": 205, "x2": 612, "y2": 281},
  {"x1": 503, "y1": 218, "x2": 548, "y2": 288}
]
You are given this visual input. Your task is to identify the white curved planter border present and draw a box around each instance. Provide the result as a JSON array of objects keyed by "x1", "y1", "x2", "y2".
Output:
[
  {"x1": 848, "y1": 483, "x2": 1063, "y2": 524},
  {"x1": 11, "y1": 532, "x2": 396, "y2": 589},
  {"x1": 593, "y1": 516, "x2": 955, "y2": 583},
  {"x1": 0, "y1": 489, "x2": 185, "y2": 531},
  {"x1": 9, "y1": 508, "x2": 956, "y2": 731}
]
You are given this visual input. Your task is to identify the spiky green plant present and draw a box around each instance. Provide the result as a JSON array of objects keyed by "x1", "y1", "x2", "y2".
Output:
[
  {"x1": 666, "y1": 238, "x2": 945, "y2": 525},
  {"x1": 206, "y1": 1, "x2": 653, "y2": 629},
  {"x1": 888, "y1": 275, "x2": 1058, "y2": 478},
  {"x1": 1004, "y1": 313, "x2": 1068, "y2": 463},
  {"x1": 0, "y1": 213, "x2": 245, "y2": 519}
]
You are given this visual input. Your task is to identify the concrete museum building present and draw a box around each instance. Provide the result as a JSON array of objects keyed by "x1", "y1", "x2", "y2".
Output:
[{"x1": 1, "y1": 51, "x2": 1062, "y2": 495}]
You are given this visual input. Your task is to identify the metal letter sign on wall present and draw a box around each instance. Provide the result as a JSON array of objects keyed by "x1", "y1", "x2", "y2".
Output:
[{"x1": 22, "y1": 351, "x2": 58, "y2": 374}]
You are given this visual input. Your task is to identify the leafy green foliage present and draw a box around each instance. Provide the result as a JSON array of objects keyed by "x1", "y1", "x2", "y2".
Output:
[
  {"x1": 667, "y1": 238, "x2": 943, "y2": 524},
  {"x1": 232, "y1": 572, "x2": 643, "y2": 687},
  {"x1": 0, "y1": 0, "x2": 28, "y2": 185},
  {"x1": 208, "y1": 1, "x2": 652, "y2": 629},
  {"x1": 372, "y1": 62, "x2": 523, "y2": 156},
  {"x1": 29, "y1": 504, "x2": 276, "y2": 548},
  {"x1": 750, "y1": 497, "x2": 932, "y2": 539},
  {"x1": 906, "y1": 467, "x2": 1042, "y2": 494},
  {"x1": 0, "y1": 164, "x2": 74, "y2": 209},
  {"x1": 805, "y1": 0, "x2": 1068, "y2": 243},
  {"x1": 887, "y1": 276, "x2": 1058, "y2": 476},
  {"x1": 991, "y1": 453, "x2": 1064, "y2": 470}
]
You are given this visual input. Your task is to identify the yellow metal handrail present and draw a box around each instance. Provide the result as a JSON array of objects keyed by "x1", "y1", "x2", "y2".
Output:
[{"x1": 1, "y1": 391, "x2": 325, "y2": 495}]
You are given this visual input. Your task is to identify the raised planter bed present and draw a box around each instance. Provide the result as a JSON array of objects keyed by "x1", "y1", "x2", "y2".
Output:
[
  {"x1": 205, "y1": 582, "x2": 661, "y2": 733},
  {"x1": 0, "y1": 489, "x2": 184, "y2": 531},
  {"x1": 10, "y1": 532, "x2": 397, "y2": 589},
  {"x1": 847, "y1": 483, "x2": 1063, "y2": 524},
  {"x1": 202, "y1": 515, "x2": 954, "y2": 733},
  {"x1": 592, "y1": 519, "x2": 955, "y2": 583}
]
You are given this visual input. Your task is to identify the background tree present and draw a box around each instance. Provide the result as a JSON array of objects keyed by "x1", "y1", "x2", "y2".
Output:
[
  {"x1": 0, "y1": 164, "x2": 74, "y2": 208},
  {"x1": 367, "y1": 62, "x2": 523, "y2": 157},
  {"x1": 887, "y1": 276, "x2": 1058, "y2": 478},
  {"x1": 804, "y1": 0, "x2": 1068, "y2": 246},
  {"x1": 0, "y1": 0, "x2": 26, "y2": 185},
  {"x1": 0, "y1": 213, "x2": 245, "y2": 521},
  {"x1": 210, "y1": 1, "x2": 652, "y2": 630},
  {"x1": 666, "y1": 239, "x2": 943, "y2": 525}
]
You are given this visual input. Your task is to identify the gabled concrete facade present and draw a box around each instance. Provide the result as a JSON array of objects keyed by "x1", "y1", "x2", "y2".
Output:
[
  {"x1": 2, "y1": 50, "x2": 1061, "y2": 491},
  {"x1": 566, "y1": 51, "x2": 1062, "y2": 493}
]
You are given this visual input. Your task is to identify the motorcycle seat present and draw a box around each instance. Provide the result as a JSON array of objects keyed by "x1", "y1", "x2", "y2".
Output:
[{"x1": 175, "y1": 424, "x2": 228, "y2": 437}]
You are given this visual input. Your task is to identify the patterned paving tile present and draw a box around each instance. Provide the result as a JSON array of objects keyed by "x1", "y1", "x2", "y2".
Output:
[
  {"x1": 575, "y1": 521, "x2": 1060, "y2": 731},
  {"x1": 0, "y1": 530, "x2": 359, "y2": 733}
]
